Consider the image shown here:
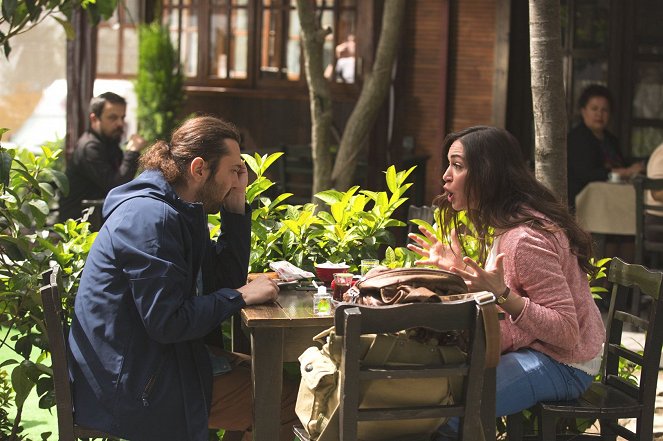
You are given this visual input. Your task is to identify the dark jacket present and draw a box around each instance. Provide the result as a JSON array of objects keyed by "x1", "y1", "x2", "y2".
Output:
[
  {"x1": 59, "y1": 130, "x2": 140, "y2": 222},
  {"x1": 68, "y1": 169, "x2": 250, "y2": 441},
  {"x1": 567, "y1": 122, "x2": 624, "y2": 207}
]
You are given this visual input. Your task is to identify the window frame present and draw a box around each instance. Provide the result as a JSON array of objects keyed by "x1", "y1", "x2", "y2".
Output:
[{"x1": 161, "y1": 0, "x2": 363, "y2": 97}]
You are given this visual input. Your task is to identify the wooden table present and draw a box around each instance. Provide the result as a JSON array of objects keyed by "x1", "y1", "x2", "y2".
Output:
[{"x1": 241, "y1": 288, "x2": 332, "y2": 441}]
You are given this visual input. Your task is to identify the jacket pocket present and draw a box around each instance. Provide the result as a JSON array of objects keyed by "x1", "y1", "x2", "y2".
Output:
[{"x1": 139, "y1": 354, "x2": 167, "y2": 407}]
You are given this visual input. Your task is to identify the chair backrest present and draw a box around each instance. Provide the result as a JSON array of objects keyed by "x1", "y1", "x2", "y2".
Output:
[
  {"x1": 40, "y1": 266, "x2": 77, "y2": 440},
  {"x1": 334, "y1": 300, "x2": 494, "y2": 441},
  {"x1": 632, "y1": 175, "x2": 663, "y2": 265},
  {"x1": 603, "y1": 258, "x2": 663, "y2": 418}
]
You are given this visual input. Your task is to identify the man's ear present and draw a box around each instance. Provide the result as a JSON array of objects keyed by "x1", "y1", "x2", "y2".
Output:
[{"x1": 189, "y1": 157, "x2": 207, "y2": 182}]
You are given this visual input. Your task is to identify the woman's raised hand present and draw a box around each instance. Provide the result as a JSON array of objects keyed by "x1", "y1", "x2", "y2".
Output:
[
  {"x1": 407, "y1": 226, "x2": 465, "y2": 271},
  {"x1": 453, "y1": 253, "x2": 507, "y2": 295}
]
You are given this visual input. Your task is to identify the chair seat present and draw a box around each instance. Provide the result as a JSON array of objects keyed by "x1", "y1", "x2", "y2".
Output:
[
  {"x1": 538, "y1": 382, "x2": 642, "y2": 419},
  {"x1": 74, "y1": 423, "x2": 114, "y2": 439}
]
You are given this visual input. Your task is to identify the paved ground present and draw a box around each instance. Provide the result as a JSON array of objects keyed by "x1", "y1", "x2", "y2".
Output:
[{"x1": 616, "y1": 331, "x2": 663, "y2": 439}]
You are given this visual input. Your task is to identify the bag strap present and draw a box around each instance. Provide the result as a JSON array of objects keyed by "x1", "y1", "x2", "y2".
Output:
[{"x1": 473, "y1": 292, "x2": 500, "y2": 369}]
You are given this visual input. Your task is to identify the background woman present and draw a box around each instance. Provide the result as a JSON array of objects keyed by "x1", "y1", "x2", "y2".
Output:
[
  {"x1": 567, "y1": 84, "x2": 644, "y2": 207},
  {"x1": 408, "y1": 126, "x2": 605, "y2": 439}
]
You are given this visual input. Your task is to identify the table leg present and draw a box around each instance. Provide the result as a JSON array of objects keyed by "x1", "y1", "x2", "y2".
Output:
[{"x1": 250, "y1": 327, "x2": 284, "y2": 441}]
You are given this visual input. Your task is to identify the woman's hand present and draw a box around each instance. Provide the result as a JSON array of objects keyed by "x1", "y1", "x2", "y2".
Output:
[
  {"x1": 453, "y1": 253, "x2": 507, "y2": 294},
  {"x1": 406, "y1": 226, "x2": 464, "y2": 271}
]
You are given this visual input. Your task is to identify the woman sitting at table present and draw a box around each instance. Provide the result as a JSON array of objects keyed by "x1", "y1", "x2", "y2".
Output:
[
  {"x1": 568, "y1": 84, "x2": 644, "y2": 209},
  {"x1": 408, "y1": 126, "x2": 605, "y2": 440}
]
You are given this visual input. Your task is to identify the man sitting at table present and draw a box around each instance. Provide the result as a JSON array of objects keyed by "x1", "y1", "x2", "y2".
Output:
[{"x1": 68, "y1": 116, "x2": 297, "y2": 441}]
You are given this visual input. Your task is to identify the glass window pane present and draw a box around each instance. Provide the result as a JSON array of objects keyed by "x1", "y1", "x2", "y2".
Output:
[
  {"x1": 572, "y1": 58, "x2": 608, "y2": 110},
  {"x1": 97, "y1": 27, "x2": 119, "y2": 74},
  {"x1": 286, "y1": 9, "x2": 300, "y2": 80},
  {"x1": 182, "y1": 5, "x2": 198, "y2": 77},
  {"x1": 632, "y1": 127, "x2": 663, "y2": 158},
  {"x1": 633, "y1": 63, "x2": 663, "y2": 119},
  {"x1": 261, "y1": 9, "x2": 280, "y2": 74},
  {"x1": 635, "y1": 0, "x2": 663, "y2": 55},
  {"x1": 210, "y1": 10, "x2": 229, "y2": 78},
  {"x1": 123, "y1": 0, "x2": 140, "y2": 24},
  {"x1": 573, "y1": 0, "x2": 609, "y2": 50},
  {"x1": 231, "y1": 8, "x2": 248, "y2": 78},
  {"x1": 122, "y1": 28, "x2": 138, "y2": 75}
]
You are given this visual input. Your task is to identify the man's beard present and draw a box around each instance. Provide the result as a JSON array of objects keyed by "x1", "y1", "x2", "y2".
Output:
[{"x1": 196, "y1": 177, "x2": 228, "y2": 214}]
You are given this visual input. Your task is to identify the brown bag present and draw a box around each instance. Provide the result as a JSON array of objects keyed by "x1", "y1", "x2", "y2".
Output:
[{"x1": 343, "y1": 267, "x2": 468, "y2": 305}]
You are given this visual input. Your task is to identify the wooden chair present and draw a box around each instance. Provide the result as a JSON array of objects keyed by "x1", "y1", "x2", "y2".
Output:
[
  {"x1": 80, "y1": 198, "x2": 105, "y2": 231},
  {"x1": 632, "y1": 175, "x2": 663, "y2": 314},
  {"x1": 40, "y1": 266, "x2": 116, "y2": 441},
  {"x1": 295, "y1": 296, "x2": 498, "y2": 441},
  {"x1": 41, "y1": 267, "x2": 244, "y2": 441},
  {"x1": 507, "y1": 257, "x2": 663, "y2": 440}
]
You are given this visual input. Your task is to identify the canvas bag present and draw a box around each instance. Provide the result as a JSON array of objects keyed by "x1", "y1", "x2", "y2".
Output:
[
  {"x1": 296, "y1": 267, "x2": 500, "y2": 441},
  {"x1": 296, "y1": 327, "x2": 467, "y2": 441}
]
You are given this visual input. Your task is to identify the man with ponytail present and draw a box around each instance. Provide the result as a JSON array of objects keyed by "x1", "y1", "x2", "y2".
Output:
[{"x1": 68, "y1": 116, "x2": 296, "y2": 441}]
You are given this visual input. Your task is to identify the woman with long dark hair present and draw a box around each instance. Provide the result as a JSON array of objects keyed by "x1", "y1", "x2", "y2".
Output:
[{"x1": 408, "y1": 126, "x2": 605, "y2": 439}]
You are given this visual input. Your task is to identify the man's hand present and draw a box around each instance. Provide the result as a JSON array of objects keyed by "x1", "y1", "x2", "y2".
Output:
[
  {"x1": 126, "y1": 134, "x2": 148, "y2": 152},
  {"x1": 237, "y1": 276, "x2": 279, "y2": 306},
  {"x1": 222, "y1": 162, "x2": 248, "y2": 214}
]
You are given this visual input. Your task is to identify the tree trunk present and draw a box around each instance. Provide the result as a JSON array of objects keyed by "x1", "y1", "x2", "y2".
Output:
[
  {"x1": 296, "y1": 0, "x2": 334, "y2": 198},
  {"x1": 332, "y1": 0, "x2": 406, "y2": 191},
  {"x1": 529, "y1": 0, "x2": 567, "y2": 202}
]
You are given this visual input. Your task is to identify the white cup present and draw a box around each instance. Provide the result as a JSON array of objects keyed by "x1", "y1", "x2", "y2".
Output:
[{"x1": 608, "y1": 172, "x2": 621, "y2": 183}]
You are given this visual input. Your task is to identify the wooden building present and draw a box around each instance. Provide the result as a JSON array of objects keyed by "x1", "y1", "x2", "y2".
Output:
[{"x1": 95, "y1": 0, "x2": 663, "y2": 206}]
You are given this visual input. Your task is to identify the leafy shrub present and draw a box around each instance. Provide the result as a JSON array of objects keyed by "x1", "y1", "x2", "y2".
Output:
[
  {"x1": 0, "y1": 134, "x2": 97, "y2": 440},
  {"x1": 210, "y1": 152, "x2": 415, "y2": 273}
]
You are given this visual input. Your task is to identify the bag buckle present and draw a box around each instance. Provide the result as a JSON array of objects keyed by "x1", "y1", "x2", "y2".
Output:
[{"x1": 474, "y1": 291, "x2": 496, "y2": 305}]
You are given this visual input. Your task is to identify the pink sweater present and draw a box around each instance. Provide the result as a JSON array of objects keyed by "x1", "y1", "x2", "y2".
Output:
[{"x1": 497, "y1": 223, "x2": 605, "y2": 364}]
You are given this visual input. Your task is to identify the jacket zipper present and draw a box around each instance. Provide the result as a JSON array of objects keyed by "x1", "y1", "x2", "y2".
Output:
[{"x1": 141, "y1": 355, "x2": 167, "y2": 407}]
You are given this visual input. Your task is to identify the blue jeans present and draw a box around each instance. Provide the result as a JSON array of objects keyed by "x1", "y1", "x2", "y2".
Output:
[{"x1": 435, "y1": 348, "x2": 594, "y2": 439}]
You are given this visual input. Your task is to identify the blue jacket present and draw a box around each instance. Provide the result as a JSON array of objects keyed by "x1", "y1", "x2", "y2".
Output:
[{"x1": 68, "y1": 169, "x2": 250, "y2": 441}]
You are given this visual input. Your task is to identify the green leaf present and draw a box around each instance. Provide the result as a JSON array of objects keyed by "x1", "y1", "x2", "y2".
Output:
[
  {"x1": 0, "y1": 148, "x2": 12, "y2": 187},
  {"x1": 52, "y1": 14, "x2": 75, "y2": 39},
  {"x1": 2, "y1": 0, "x2": 18, "y2": 21},
  {"x1": 11, "y1": 362, "x2": 36, "y2": 408}
]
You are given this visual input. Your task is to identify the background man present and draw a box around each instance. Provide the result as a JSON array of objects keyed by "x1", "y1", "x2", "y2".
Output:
[
  {"x1": 68, "y1": 116, "x2": 296, "y2": 441},
  {"x1": 59, "y1": 91, "x2": 147, "y2": 223}
]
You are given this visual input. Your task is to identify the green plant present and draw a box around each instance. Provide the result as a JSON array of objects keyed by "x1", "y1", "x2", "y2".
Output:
[
  {"x1": 210, "y1": 152, "x2": 414, "y2": 273},
  {"x1": 135, "y1": 21, "x2": 185, "y2": 143},
  {"x1": 0, "y1": 134, "x2": 97, "y2": 440}
]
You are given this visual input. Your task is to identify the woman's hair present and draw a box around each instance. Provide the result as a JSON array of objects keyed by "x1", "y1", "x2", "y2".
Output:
[
  {"x1": 433, "y1": 126, "x2": 595, "y2": 275},
  {"x1": 139, "y1": 115, "x2": 241, "y2": 186},
  {"x1": 578, "y1": 84, "x2": 613, "y2": 110}
]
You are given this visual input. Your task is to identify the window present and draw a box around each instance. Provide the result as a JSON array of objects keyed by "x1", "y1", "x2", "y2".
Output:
[
  {"x1": 161, "y1": 0, "x2": 358, "y2": 89},
  {"x1": 96, "y1": 0, "x2": 142, "y2": 78},
  {"x1": 560, "y1": 0, "x2": 663, "y2": 158}
]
